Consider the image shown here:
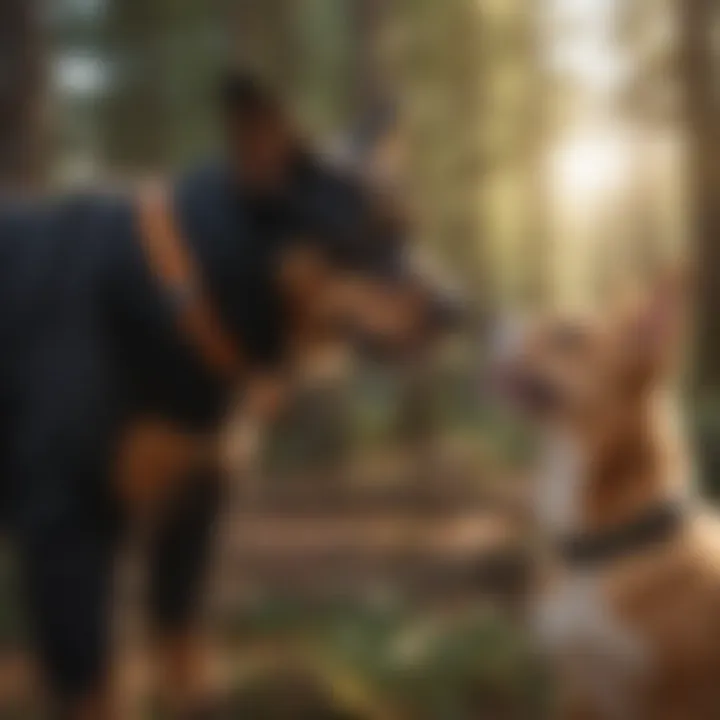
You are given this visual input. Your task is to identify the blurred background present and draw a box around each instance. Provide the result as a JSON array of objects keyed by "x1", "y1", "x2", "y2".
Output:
[{"x1": 0, "y1": 0, "x2": 718, "y2": 717}]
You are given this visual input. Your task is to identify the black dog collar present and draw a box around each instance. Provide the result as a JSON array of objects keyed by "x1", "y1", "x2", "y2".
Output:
[{"x1": 558, "y1": 500, "x2": 686, "y2": 568}]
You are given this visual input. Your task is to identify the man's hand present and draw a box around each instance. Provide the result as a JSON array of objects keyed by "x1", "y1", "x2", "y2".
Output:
[{"x1": 218, "y1": 374, "x2": 286, "y2": 482}]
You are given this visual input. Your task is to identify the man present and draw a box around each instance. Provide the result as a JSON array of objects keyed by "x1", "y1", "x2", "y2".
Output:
[{"x1": 0, "y1": 72, "x2": 451, "y2": 719}]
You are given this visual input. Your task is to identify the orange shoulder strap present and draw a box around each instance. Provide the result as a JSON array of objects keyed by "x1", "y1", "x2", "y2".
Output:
[{"x1": 136, "y1": 183, "x2": 243, "y2": 381}]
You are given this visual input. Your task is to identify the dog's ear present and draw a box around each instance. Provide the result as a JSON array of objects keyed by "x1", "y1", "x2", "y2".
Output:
[
  {"x1": 619, "y1": 264, "x2": 689, "y2": 385},
  {"x1": 635, "y1": 265, "x2": 687, "y2": 346}
]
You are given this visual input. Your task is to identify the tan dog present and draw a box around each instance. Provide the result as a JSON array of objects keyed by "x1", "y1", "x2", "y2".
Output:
[{"x1": 493, "y1": 275, "x2": 720, "y2": 719}]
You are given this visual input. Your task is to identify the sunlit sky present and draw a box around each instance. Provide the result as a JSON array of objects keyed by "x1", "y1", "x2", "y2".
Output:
[
  {"x1": 545, "y1": 0, "x2": 625, "y2": 96},
  {"x1": 54, "y1": 0, "x2": 635, "y2": 199},
  {"x1": 545, "y1": 0, "x2": 629, "y2": 198},
  {"x1": 55, "y1": 0, "x2": 626, "y2": 99},
  {"x1": 52, "y1": 0, "x2": 108, "y2": 96},
  {"x1": 54, "y1": 54, "x2": 109, "y2": 95}
]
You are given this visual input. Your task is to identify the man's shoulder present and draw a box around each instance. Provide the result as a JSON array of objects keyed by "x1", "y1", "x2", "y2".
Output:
[{"x1": 173, "y1": 159, "x2": 252, "y2": 254}]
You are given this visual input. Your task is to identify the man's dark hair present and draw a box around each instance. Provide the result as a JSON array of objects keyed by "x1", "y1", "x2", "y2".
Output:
[{"x1": 218, "y1": 70, "x2": 281, "y2": 121}]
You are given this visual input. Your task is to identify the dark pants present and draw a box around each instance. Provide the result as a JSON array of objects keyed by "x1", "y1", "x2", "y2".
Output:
[
  {"x1": 0, "y1": 181, "x2": 249, "y2": 711},
  {"x1": 15, "y1": 470, "x2": 221, "y2": 707},
  {"x1": 0, "y1": 230, "x2": 221, "y2": 707},
  {"x1": 0, "y1": 338, "x2": 215, "y2": 705},
  {"x1": 145, "y1": 472, "x2": 222, "y2": 636}
]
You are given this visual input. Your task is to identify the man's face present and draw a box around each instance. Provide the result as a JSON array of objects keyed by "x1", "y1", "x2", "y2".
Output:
[{"x1": 230, "y1": 112, "x2": 296, "y2": 194}]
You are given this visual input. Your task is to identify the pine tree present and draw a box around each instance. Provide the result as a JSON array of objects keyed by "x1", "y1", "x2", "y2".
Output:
[
  {"x1": 0, "y1": 0, "x2": 46, "y2": 189},
  {"x1": 680, "y1": 0, "x2": 720, "y2": 388}
]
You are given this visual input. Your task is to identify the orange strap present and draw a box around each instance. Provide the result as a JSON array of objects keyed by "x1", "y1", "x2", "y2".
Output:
[{"x1": 137, "y1": 183, "x2": 243, "y2": 381}]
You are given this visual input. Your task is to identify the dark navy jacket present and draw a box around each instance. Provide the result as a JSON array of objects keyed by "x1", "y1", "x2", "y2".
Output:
[
  {"x1": 0, "y1": 157, "x2": 401, "y2": 534},
  {"x1": 0, "y1": 155, "x2": 414, "y2": 704}
]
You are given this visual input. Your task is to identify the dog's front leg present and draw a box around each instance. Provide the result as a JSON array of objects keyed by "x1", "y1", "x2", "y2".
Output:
[{"x1": 146, "y1": 470, "x2": 222, "y2": 718}]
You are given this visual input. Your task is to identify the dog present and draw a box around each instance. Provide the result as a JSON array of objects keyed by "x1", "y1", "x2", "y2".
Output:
[
  {"x1": 0, "y1": 73, "x2": 453, "y2": 718},
  {"x1": 492, "y1": 273, "x2": 720, "y2": 719}
]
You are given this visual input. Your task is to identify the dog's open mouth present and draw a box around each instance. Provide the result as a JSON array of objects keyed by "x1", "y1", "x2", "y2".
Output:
[{"x1": 495, "y1": 368, "x2": 563, "y2": 418}]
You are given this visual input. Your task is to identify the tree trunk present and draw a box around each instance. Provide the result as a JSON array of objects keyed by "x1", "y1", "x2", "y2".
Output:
[
  {"x1": 100, "y1": 1, "x2": 172, "y2": 175},
  {"x1": 680, "y1": 0, "x2": 720, "y2": 388},
  {"x1": 0, "y1": 0, "x2": 46, "y2": 190},
  {"x1": 232, "y1": 0, "x2": 300, "y2": 101},
  {"x1": 350, "y1": 0, "x2": 388, "y2": 116}
]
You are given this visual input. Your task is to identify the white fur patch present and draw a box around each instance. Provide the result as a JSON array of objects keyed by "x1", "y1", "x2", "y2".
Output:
[
  {"x1": 490, "y1": 314, "x2": 526, "y2": 366},
  {"x1": 535, "y1": 573, "x2": 648, "y2": 719},
  {"x1": 533, "y1": 433, "x2": 649, "y2": 716},
  {"x1": 536, "y1": 431, "x2": 586, "y2": 534}
]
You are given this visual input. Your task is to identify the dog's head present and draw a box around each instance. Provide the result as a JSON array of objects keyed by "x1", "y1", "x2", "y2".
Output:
[
  {"x1": 271, "y1": 158, "x2": 462, "y2": 363},
  {"x1": 491, "y1": 270, "x2": 687, "y2": 445},
  {"x1": 218, "y1": 70, "x2": 464, "y2": 364},
  {"x1": 276, "y1": 238, "x2": 459, "y2": 364}
]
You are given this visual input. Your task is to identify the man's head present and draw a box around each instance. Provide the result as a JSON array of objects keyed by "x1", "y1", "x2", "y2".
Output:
[{"x1": 219, "y1": 71, "x2": 297, "y2": 194}]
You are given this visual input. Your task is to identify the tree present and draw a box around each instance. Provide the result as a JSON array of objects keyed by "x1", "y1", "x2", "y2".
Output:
[
  {"x1": 232, "y1": 0, "x2": 301, "y2": 102},
  {"x1": 99, "y1": 0, "x2": 224, "y2": 175},
  {"x1": 99, "y1": 1, "x2": 172, "y2": 174},
  {"x1": 349, "y1": 0, "x2": 388, "y2": 116},
  {"x1": 679, "y1": 0, "x2": 720, "y2": 388},
  {"x1": 0, "y1": 0, "x2": 46, "y2": 190}
]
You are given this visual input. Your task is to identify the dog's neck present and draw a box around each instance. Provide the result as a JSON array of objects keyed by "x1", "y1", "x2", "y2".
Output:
[{"x1": 536, "y1": 391, "x2": 689, "y2": 538}]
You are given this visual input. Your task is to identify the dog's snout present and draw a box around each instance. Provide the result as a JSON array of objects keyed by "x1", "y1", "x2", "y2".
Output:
[{"x1": 485, "y1": 316, "x2": 563, "y2": 415}]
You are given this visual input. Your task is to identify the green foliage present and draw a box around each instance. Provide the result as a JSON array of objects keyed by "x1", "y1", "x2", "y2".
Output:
[
  {"x1": 692, "y1": 395, "x2": 720, "y2": 498},
  {"x1": 221, "y1": 597, "x2": 546, "y2": 720},
  {"x1": 294, "y1": 0, "x2": 358, "y2": 133}
]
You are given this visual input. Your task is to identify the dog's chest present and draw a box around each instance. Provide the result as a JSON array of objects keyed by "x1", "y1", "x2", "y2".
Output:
[
  {"x1": 534, "y1": 573, "x2": 648, "y2": 718},
  {"x1": 536, "y1": 432, "x2": 586, "y2": 534}
]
